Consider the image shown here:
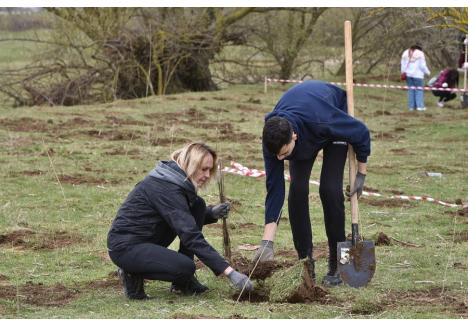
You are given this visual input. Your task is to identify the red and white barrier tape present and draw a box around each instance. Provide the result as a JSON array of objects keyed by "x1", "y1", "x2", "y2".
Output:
[
  {"x1": 265, "y1": 78, "x2": 468, "y2": 93},
  {"x1": 223, "y1": 161, "x2": 465, "y2": 209}
]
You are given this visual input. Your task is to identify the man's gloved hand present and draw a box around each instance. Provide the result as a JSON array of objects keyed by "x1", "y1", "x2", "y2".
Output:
[
  {"x1": 252, "y1": 240, "x2": 274, "y2": 263},
  {"x1": 227, "y1": 270, "x2": 254, "y2": 292},
  {"x1": 346, "y1": 172, "x2": 366, "y2": 199},
  {"x1": 211, "y1": 202, "x2": 230, "y2": 219}
]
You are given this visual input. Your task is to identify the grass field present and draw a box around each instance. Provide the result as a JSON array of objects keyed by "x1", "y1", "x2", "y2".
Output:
[{"x1": 0, "y1": 80, "x2": 467, "y2": 318}]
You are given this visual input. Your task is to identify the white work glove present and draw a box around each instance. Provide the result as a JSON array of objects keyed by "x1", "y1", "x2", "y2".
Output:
[{"x1": 463, "y1": 62, "x2": 468, "y2": 69}]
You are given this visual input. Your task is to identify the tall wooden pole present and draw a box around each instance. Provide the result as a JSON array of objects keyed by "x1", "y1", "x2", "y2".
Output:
[{"x1": 217, "y1": 159, "x2": 232, "y2": 263}]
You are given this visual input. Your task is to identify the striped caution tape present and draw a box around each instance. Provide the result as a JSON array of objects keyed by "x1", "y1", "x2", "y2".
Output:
[
  {"x1": 265, "y1": 78, "x2": 468, "y2": 93},
  {"x1": 222, "y1": 161, "x2": 465, "y2": 209}
]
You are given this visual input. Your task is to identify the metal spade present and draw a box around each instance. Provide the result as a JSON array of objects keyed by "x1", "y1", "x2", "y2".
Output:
[{"x1": 337, "y1": 21, "x2": 376, "y2": 288}]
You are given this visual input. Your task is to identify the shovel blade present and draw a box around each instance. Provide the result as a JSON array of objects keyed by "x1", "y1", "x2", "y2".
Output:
[{"x1": 337, "y1": 240, "x2": 375, "y2": 288}]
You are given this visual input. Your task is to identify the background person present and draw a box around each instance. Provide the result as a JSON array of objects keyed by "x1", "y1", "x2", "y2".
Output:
[
  {"x1": 431, "y1": 68, "x2": 459, "y2": 107},
  {"x1": 252, "y1": 80, "x2": 371, "y2": 287},
  {"x1": 401, "y1": 45, "x2": 431, "y2": 111},
  {"x1": 107, "y1": 142, "x2": 253, "y2": 300}
]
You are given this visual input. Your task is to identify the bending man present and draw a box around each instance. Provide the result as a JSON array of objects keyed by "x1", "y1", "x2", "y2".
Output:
[{"x1": 253, "y1": 80, "x2": 371, "y2": 287}]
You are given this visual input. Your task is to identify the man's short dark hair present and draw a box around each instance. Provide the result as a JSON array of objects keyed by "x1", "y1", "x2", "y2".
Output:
[{"x1": 262, "y1": 116, "x2": 293, "y2": 154}]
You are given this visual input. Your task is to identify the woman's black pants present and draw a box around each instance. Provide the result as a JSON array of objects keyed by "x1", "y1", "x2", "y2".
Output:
[
  {"x1": 288, "y1": 142, "x2": 348, "y2": 261},
  {"x1": 432, "y1": 90, "x2": 456, "y2": 103},
  {"x1": 108, "y1": 198, "x2": 208, "y2": 285}
]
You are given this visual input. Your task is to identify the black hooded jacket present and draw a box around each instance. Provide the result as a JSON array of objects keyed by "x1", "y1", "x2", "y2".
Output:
[{"x1": 107, "y1": 160, "x2": 229, "y2": 275}]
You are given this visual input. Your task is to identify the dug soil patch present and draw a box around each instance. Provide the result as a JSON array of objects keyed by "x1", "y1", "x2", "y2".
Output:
[
  {"x1": 360, "y1": 197, "x2": 416, "y2": 208},
  {"x1": 82, "y1": 272, "x2": 121, "y2": 290},
  {"x1": 57, "y1": 173, "x2": 121, "y2": 186},
  {"x1": 233, "y1": 284, "x2": 270, "y2": 303},
  {"x1": 382, "y1": 287, "x2": 467, "y2": 316},
  {"x1": 231, "y1": 255, "x2": 294, "y2": 280},
  {"x1": 0, "y1": 229, "x2": 83, "y2": 250},
  {"x1": 0, "y1": 282, "x2": 78, "y2": 307},
  {"x1": 83, "y1": 129, "x2": 142, "y2": 141},
  {"x1": 450, "y1": 230, "x2": 468, "y2": 243}
]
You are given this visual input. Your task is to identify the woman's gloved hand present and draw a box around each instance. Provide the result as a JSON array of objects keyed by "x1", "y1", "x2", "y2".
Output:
[
  {"x1": 211, "y1": 202, "x2": 230, "y2": 219},
  {"x1": 227, "y1": 270, "x2": 254, "y2": 292}
]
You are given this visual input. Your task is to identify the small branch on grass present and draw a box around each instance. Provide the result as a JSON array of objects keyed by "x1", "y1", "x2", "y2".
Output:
[
  {"x1": 390, "y1": 236, "x2": 422, "y2": 248},
  {"x1": 42, "y1": 138, "x2": 66, "y2": 201}
]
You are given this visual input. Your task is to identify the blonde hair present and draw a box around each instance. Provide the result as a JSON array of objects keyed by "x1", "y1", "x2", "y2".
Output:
[{"x1": 171, "y1": 142, "x2": 217, "y2": 186}]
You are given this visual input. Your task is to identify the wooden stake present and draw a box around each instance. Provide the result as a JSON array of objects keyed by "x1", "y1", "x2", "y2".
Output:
[{"x1": 217, "y1": 159, "x2": 232, "y2": 263}]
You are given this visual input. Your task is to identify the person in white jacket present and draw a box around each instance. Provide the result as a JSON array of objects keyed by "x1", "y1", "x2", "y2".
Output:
[{"x1": 401, "y1": 45, "x2": 431, "y2": 111}]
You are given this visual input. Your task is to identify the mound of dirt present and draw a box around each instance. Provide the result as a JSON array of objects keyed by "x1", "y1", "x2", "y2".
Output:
[
  {"x1": 374, "y1": 232, "x2": 391, "y2": 246},
  {"x1": 230, "y1": 255, "x2": 293, "y2": 280},
  {"x1": 268, "y1": 260, "x2": 330, "y2": 304},
  {"x1": 0, "y1": 282, "x2": 78, "y2": 307}
]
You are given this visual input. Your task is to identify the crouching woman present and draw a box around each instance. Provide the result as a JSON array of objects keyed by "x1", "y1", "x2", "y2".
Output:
[{"x1": 107, "y1": 142, "x2": 253, "y2": 299}]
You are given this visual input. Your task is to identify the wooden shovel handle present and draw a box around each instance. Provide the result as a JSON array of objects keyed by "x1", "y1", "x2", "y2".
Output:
[{"x1": 344, "y1": 21, "x2": 359, "y2": 225}]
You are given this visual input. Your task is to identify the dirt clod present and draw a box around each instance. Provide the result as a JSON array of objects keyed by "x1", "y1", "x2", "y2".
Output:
[{"x1": 375, "y1": 232, "x2": 391, "y2": 246}]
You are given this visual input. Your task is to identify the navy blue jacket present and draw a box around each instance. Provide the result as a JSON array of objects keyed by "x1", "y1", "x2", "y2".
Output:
[
  {"x1": 107, "y1": 160, "x2": 229, "y2": 275},
  {"x1": 263, "y1": 80, "x2": 371, "y2": 223}
]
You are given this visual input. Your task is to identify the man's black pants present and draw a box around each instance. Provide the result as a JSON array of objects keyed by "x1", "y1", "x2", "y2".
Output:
[
  {"x1": 288, "y1": 142, "x2": 348, "y2": 261},
  {"x1": 108, "y1": 197, "x2": 208, "y2": 285}
]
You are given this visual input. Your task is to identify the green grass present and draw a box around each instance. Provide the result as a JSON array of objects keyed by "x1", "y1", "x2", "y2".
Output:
[{"x1": 0, "y1": 83, "x2": 467, "y2": 318}]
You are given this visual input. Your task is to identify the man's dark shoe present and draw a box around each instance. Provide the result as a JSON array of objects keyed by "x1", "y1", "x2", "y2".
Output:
[
  {"x1": 322, "y1": 254, "x2": 343, "y2": 287},
  {"x1": 322, "y1": 270, "x2": 343, "y2": 287},
  {"x1": 170, "y1": 275, "x2": 208, "y2": 295},
  {"x1": 118, "y1": 268, "x2": 149, "y2": 300}
]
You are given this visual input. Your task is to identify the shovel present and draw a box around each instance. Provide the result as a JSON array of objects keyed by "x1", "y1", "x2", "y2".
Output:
[{"x1": 337, "y1": 21, "x2": 376, "y2": 288}]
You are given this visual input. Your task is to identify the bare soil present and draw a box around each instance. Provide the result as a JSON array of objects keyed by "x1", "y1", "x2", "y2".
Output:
[
  {"x1": 57, "y1": 174, "x2": 121, "y2": 186},
  {"x1": 382, "y1": 287, "x2": 468, "y2": 317},
  {"x1": 0, "y1": 229, "x2": 83, "y2": 250},
  {"x1": 390, "y1": 148, "x2": 414, "y2": 155},
  {"x1": 450, "y1": 230, "x2": 468, "y2": 243},
  {"x1": 0, "y1": 282, "x2": 78, "y2": 307},
  {"x1": 82, "y1": 272, "x2": 121, "y2": 290},
  {"x1": 360, "y1": 197, "x2": 416, "y2": 208},
  {"x1": 173, "y1": 313, "x2": 247, "y2": 319}
]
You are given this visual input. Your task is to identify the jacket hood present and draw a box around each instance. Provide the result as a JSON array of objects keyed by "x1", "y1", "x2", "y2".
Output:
[{"x1": 148, "y1": 160, "x2": 196, "y2": 194}]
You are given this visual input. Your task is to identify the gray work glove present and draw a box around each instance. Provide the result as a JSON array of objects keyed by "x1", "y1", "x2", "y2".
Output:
[
  {"x1": 227, "y1": 270, "x2": 254, "y2": 292},
  {"x1": 347, "y1": 172, "x2": 366, "y2": 199},
  {"x1": 252, "y1": 240, "x2": 274, "y2": 263},
  {"x1": 211, "y1": 202, "x2": 230, "y2": 219}
]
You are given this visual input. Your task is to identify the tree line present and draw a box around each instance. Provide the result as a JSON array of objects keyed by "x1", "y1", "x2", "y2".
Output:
[{"x1": 0, "y1": 7, "x2": 466, "y2": 107}]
